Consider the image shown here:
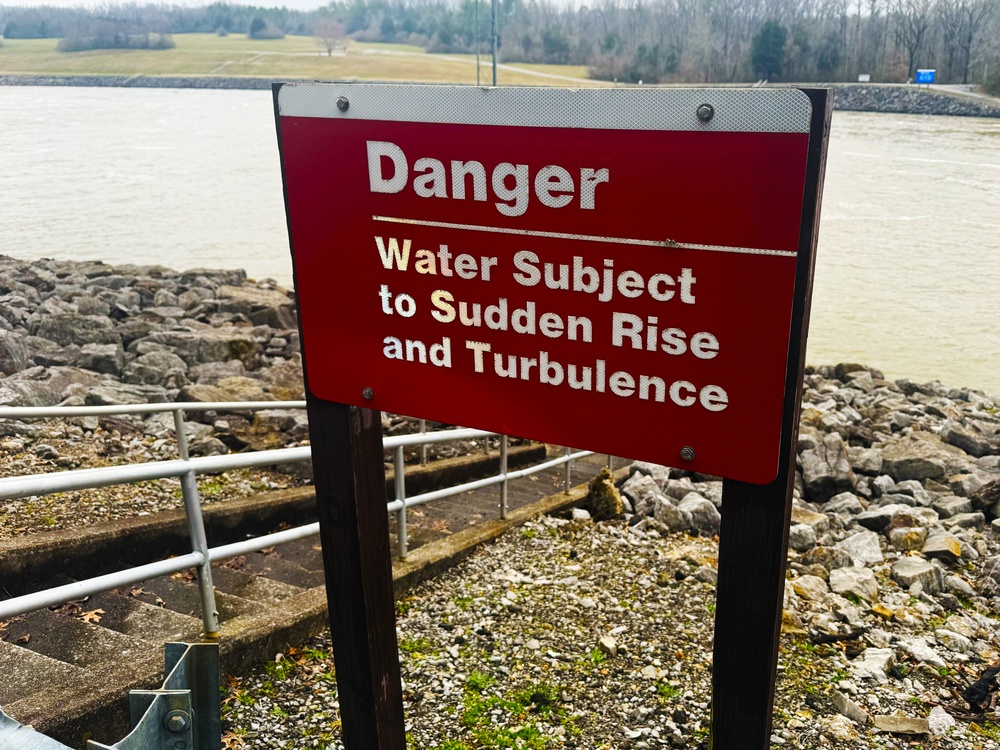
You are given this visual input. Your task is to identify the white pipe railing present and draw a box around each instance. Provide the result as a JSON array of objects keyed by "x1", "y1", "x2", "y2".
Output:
[{"x1": 0, "y1": 402, "x2": 589, "y2": 629}]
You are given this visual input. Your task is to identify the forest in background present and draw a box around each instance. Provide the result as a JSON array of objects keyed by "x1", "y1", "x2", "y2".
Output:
[{"x1": 0, "y1": 0, "x2": 996, "y2": 87}]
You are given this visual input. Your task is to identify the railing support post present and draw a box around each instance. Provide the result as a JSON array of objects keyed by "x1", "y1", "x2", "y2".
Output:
[
  {"x1": 499, "y1": 435, "x2": 508, "y2": 519},
  {"x1": 418, "y1": 419, "x2": 428, "y2": 465},
  {"x1": 176, "y1": 406, "x2": 220, "y2": 639},
  {"x1": 564, "y1": 446, "x2": 572, "y2": 492},
  {"x1": 394, "y1": 445, "x2": 407, "y2": 559}
]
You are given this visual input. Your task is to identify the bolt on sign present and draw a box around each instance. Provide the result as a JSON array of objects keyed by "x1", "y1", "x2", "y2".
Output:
[{"x1": 276, "y1": 84, "x2": 822, "y2": 485}]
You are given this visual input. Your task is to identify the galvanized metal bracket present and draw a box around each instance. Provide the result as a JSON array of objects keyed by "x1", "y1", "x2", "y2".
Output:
[
  {"x1": 0, "y1": 642, "x2": 219, "y2": 750},
  {"x1": 87, "y1": 642, "x2": 220, "y2": 750},
  {"x1": 0, "y1": 705, "x2": 74, "y2": 749}
]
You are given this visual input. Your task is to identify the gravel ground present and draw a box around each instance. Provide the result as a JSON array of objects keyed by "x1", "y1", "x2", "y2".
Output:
[{"x1": 219, "y1": 511, "x2": 1000, "y2": 750}]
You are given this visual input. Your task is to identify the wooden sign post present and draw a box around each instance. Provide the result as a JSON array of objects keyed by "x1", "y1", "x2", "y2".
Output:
[
  {"x1": 712, "y1": 89, "x2": 832, "y2": 749},
  {"x1": 274, "y1": 83, "x2": 831, "y2": 750}
]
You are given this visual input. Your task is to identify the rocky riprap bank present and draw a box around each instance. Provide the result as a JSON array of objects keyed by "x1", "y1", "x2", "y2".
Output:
[
  {"x1": 0, "y1": 255, "x2": 311, "y2": 456},
  {"x1": 833, "y1": 84, "x2": 1000, "y2": 118}
]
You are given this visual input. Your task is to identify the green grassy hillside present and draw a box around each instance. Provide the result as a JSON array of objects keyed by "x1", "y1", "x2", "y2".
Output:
[{"x1": 0, "y1": 33, "x2": 603, "y2": 86}]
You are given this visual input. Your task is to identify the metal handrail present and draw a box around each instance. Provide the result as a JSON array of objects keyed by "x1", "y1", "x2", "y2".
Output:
[{"x1": 0, "y1": 401, "x2": 590, "y2": 631}]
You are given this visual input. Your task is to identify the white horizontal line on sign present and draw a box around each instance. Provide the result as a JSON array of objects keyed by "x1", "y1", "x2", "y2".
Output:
[{"x1": 371, "y1": 216, "x2": 798, "y2": 258}]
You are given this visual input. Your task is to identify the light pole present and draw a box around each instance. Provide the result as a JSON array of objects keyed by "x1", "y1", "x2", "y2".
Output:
[{"x1": 491, "y1": 0, "x2": 498, "y2": 86}]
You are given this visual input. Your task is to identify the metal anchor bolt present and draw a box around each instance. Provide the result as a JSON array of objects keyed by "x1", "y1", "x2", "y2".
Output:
[
  {"x1": 362, "y1": 387, "x2": 374, "y2": 400},
  {"x1": 163, "y1": 710, "x2": 191, "y2": 733},
  {"x1": 696, "y1": 103, "x2": 714, "y2": 123},
  {"x1": 680, "y1": 446, "x2": 696, "y2": 461},
  {"x1": 336, "y1": 96, "x2": 350, "y2": 112}
]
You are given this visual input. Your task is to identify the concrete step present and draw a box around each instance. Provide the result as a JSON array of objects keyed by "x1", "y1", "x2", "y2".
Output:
[
  {"x1": 220, "y1": 549, "x2": 325, "y2": 589},
  {"x1": 210, "y1": 563, "x2": 305, "y2": 605},
  {"x1": 86, "y1": 590, "x2": 202, "y2": 644},
  {"x1": 269, "y1": 537, "x2": 326, "y2": 572},
  {"x1": 0, "y1": 640, "x2": 87, "y2": 707},
  {"x1": 1, "y1": 609, "x2": 147, "y2": 671},
  {"x1": 123, "y1": 575, "x2": 254, "y2": 621}
]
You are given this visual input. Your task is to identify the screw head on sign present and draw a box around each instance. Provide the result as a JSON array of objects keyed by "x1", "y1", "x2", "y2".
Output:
[
  {"x1": 362, "y1": 387, "x2": 375, "y2": 400},
  {"x1": 680, "y1": 446, "x2": 696, "y2": 462},
  {"x1": 163, "y1": 711, "x2": 190, "y2": 733},
  {"x1": 336, "y1": 96, "x2": 350, "y2": 112},
  {"x1": 695, "y1": 103, "x2": 714, "y2": 123}
]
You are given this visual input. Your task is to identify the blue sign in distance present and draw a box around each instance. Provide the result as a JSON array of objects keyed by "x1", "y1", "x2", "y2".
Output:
[{"x1": 916, "y1": 69, "x2": 936, "y2": 84}]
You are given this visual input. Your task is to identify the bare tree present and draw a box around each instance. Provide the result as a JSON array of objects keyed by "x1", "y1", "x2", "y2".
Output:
[
  {"x1": 314, "y1": 16, "x2": 345, "y2": 55},
  {"x1": 892, "y1": 0, "x2": 932, "y2": 79}
]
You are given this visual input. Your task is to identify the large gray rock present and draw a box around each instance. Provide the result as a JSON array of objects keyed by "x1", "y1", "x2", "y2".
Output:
[
  {"x1": 791, "y1": 506, "x2": 830, "y2": 535},
  {"x1": 85, "y1": 382, "x2": 170, "y2": 405},
  {"x1": 942, "y1": 420, "x2": 995, "y2": 458},
  {"x1": 891, "y1": 557, "x2": 943, "y2": 593},
  {"x1": 653, "y1": 498, "x2": 693, "y2": 532},
  {"x1": 788, "y1": 523, "x2": 817, "y2": 552},
  {"x1": 829, "y1": 566, "x2": 878, "y2": 602},
  {"x1": 123, "y1": 351, "x2": 189, "y2": 387},
  {"x1": 835, "y1": 530, "x2": 884, "y2": 565},
  {"x1": 0, "y1": 366, "x2": 104, "y2": 406},
  {"x1": 932, "y1": 495, "x2": 973, "y2": 518},
  {"x1": 621, "y1": 473, "x2": 661, "y2": 517},
  {"x1": 0, "y1": 329, "x2": 29, "y2": 375},
  {"x1": 855, "y1": 503, "x2": 910, "y2": 532},
  {"x1": 872, "y1": 716, "x2": 929, "y2": 735},
  {"x1": 34, "y1": 313, "x2": 119, "y2": 347},
  {"x1": 630, "y1": 461, "x2": 672, "y2": 489},
  {"x1": 825, "y1": 492, "x2": 865, "y2": 515},
  {"x1": 217, "y1": 285, "x2": 297, "y2": 329},
  {"x1": 78, "y1": 343, "x2": 126, "y2": 376},
  {"x1": 881, "y1": 432, "x2": 968, "y2": 480},
  {"x1": 133, "y1": 329, "x2": 261, "y2": 368},
  {"x1": 801, "y1": 432, "x2": 857, "y2": 502},
  {"x1": 791, "y1": 575, "x2": 829, "y2": 601},
  {"x1": 189, "y1": 360, "x2": 247, "y2": 384},
  {"x1": 677, "y1": 493, "x2": 721, "y2": 536}
]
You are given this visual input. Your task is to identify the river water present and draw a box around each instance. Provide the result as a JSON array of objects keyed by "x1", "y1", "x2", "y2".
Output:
[{"x1": 1, "y1": 87, "x2": 998, "y2": 393}]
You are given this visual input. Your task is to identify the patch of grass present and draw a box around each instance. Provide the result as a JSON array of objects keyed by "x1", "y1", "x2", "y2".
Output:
[
  {"x1": 521, "y1": 527, "x2": 538, "y2": 539},
  {"x1": 199, "y1": 480, "x2": 224, "y2": 496},
  {"x1": 264, "y1": 656, "x2": 296, "y2": 681},
  {"x1": 466, "y1": 671, "x2": 494, "y2": 693},
  {"x1": 269, "y1": 704, "x2": 290, "y2": 719},
  {"x1": 588, "y1": 647, "x2": 608, "y2": 664},
  {"x1": 457, "y1": 681, "x2": 562, "y2": 749},
  {"x1": 0, "y1": 34, "x2": 605, "y2": 87},
  {"x1": 656, "y1": 681, "x2": 680, "y2": 701},
  {"x1": 399, "y1": 637, "x2": 436, "y2": 657},
  {"x1": 452, "y1": 596, "x2": 474, "y2": 611}
]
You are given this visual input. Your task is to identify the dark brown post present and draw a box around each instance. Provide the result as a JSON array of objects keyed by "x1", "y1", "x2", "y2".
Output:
[
  {"x1": 305, "y1": 397, "x2": 406, "y2": 750},
  {"x1": 710, "y1": 88, "x2": 833, "y2": 750}
]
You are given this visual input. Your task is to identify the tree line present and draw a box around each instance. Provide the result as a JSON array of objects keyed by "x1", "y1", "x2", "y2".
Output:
[{"x1": 0, "y1": 0, "x2": 996, "y2": 87}]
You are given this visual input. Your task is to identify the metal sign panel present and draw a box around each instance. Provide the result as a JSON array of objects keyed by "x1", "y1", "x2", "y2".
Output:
[
  {"x1": 916, "y1": 69, "x2": 936, "y2": 84},
  {"x1": 276, "y1": 83, "x2": 819, "y2": 484}
]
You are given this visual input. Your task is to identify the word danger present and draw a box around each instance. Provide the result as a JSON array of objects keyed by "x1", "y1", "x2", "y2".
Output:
[{"x1": 367, "y1": 141, "x2": 610, "y2": 217}]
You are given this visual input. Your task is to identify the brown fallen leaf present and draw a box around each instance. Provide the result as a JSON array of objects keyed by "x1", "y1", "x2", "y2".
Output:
[
  {"x1": 15, "y1": 634, "x2": 30, "y2": 644},
  {"x1": 80, "y1": 609, "x2": 105, "y2": 624},
  {"x1": 129, "y1": 587, "x2": 146, "y2": 598}
]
